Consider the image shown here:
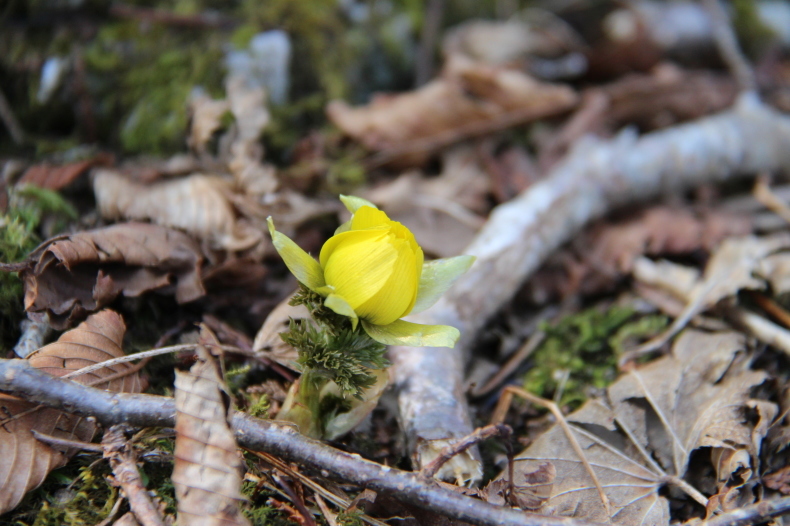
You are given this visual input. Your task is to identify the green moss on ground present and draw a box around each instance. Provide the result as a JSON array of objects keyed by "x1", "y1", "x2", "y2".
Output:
[{"x1": 522, "y1": 305, "x2": 668, "y2": 410}]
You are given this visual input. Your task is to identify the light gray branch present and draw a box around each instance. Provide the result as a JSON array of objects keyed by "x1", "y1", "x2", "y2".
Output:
[{"x1": 391, "y1": 94, "x2": 790, "y2": 481}]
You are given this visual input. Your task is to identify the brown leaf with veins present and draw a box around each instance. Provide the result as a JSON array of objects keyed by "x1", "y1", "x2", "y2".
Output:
[
  {"x1": 17, "y1": 153, "x2": 113, "y2": 190},
  {"x1": 328, "y1": 56, "x2": 577, "y2": 167},
  {"x1": 498, "y1": 330, "x2": 775, "y2": 525},
  {"x1": 172, "y1": 326, "x2": 250, "y2": 526},
  {"x1": 0, "y1": 310, "x2": 145, "y2": 514},
  {"x1": 20, "y1": 222, "x2": 204, "y2": 329},
  {"x1": 93, "y1": 169, "x2": 265, "y2": 252}
]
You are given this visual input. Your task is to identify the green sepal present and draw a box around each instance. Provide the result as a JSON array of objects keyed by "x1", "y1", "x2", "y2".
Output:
[
  {"x1": 361, "y1": 319, "x2": 460, "y2": 348},
  {"x1": 267, "y1": 217, "x2": 325, "y2": 291},
  {"x1": 410, "y1": 255, "x2": 475, "y2": 315},
  {"x1": 324, "y1": 293, "x2": 359, "y2": 330},
  {"x1": 334, "y1": 220, "x2": 352, "y2": 235},
  {"x1": 340, "y1": 195, "x2": 377, "y2": 214}
]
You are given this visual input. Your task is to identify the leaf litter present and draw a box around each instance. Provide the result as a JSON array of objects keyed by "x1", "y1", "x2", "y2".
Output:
[
  {"x1": 493, "y1": 330, "x2": 775, "y2": 525},
  {"x1": 0, "y1": 310, "x2": 145, "y2": 515},
  {"x1": 4, "y1": 3, "x2": 790, "y2": 526}
]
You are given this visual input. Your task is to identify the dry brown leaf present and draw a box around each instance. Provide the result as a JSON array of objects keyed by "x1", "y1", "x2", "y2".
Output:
[
  {"x1": 172, "y1": 327, "x2": 250, "y2": 526},
  {"x1": 0, "y1": 310, "x2": 145, "y2": 514},
  {"x1": 525, "y1": 206, "x2": 752, "y2": 302},
  {"x1": 365, "y1": 146, "x2": 490, "y2": 257},
  {"x1": 93, "y1": 169, "x2": 264, "y2": 252},
  {"x1": 252, "y1": 293, "x2": 306, "y2": 370},
  {"x1": 20, "y1": 222, "x2": 204, "y2": 329},
  {"x1": 225, "y1": 77, "x2": 278, "y2": 196},
  {"x1": 188, "y1": 89, "x2": 231, "y2": 154},
  {"x1": 692, "y1": 234, "x2": 790, "y2": 309},
  {"x1": 498, "y1": 330, "x2": 774, "y2": 525},
  {"x1": 17, "y1": 153, "x2": 114, "y2": 190},
  {"x1": 328, "y1": 56, "x2": 577, "y2": 167}
]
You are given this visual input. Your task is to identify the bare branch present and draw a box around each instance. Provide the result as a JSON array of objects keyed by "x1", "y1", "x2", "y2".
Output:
[
  {"x1": 0, "y1": 359, "x2": 602, "y2": 526},
  {"x1": 392, "y1": 94, "x2": 790, "y2": 480},
  {"x1": 701, "y1": 496, "x2": 790, "y2": 526}
]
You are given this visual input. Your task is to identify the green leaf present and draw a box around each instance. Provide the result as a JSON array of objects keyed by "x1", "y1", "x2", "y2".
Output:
[
  {"x1": 324, "y1": 294, "x2": 359, "y2": 330},
  {"x1": 339, "y1": 195, "x2": 377, "y2": 214},
  {"x1": 410, "y1": 255, "x2": 475, "y2": 315},
  {"x1": 362, "y1": 319, "x2": 460, "y2": 348},
  {"x1": 267, "y1": 217, "x2": 325, "y2": 291}
]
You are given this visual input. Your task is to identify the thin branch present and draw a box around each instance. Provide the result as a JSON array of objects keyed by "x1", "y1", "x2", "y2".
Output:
[
  {"x1": 31, "y1": 429, "x2": 104, "y2": 453},
  {"x1": 701, "y1": 496, "x2": 790, "y2": 526},
  {"x1": 420, "y1": 424, "x2": 511, "y2": 480},
  {"x1": 103, "y1": 425, "x2": 165, "y2": 526},
  {"x1": 701, "y1": 0, "x2": 757, "y2": 92},
  {"x1": 0, "y1": 87, "x2": 24, "y2": 145},
  {"x1": 0, "y1": 359, "x2": 602, "y2": 526}
]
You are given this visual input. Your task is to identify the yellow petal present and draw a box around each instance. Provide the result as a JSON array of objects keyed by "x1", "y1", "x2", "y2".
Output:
[
  {"x1": 355, "y1": 237, "x2": 419, "y2": 325},
  {"x1": 361, "y1": 319, "x2": 460, "y2": 348},
  {"x1": 267, "y1": 217, "x2": 325, "y2": 291},
  {"x1": 322, "y1": 231, "x2": 397, "y2": 309},
  {"x1": 350, "y1": 206, "x2": 392, "y2": 230}
]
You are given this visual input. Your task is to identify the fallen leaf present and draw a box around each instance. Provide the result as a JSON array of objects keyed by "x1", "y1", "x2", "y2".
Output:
[
  {"x1": 328, "y1": 55, "x2": 577, "y2": 167},
  {"x1": 172, "y1": 326, "x2": 250, "y2": 526},
  {"x1": 365, "y1": 146, "x2": 490, "y2": 257},
  {"x1": 93, "y1": 169, "x2": 264, "y2": 252},
  {"x1": 252, "y1": 293, "x2": 306, "y2": 370},
  {"x1": 20, "y1": 222, "x2": 204, "y2": 329},
  {"x1": 17, "y1": 154, "x2": 114, "y2": 190},
  {"x1": 0, "y1": 310, "x2": 145, "y2": 514},
  {"x1": 764, "y1": 466, "x2": 790, "y2": 494},
  {"x1": 497, "y1": 330, "x2": 775, "y2": 525},
  {"x1": 188, "y1": 89, "x2": 231, "y2": 154},
  {"x1": 524, "y1": 206, "x2": 752, "y2": 302}
]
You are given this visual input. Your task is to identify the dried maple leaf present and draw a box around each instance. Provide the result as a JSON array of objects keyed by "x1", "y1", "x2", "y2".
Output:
[
  {"x1": 0, "y1": 310, "x2": 145, "y2": 514},
  {"x1": 172, "y1": 326, "x2": 250, "y2": 526},
  {"x1": 93, "y1": 169, "x2": 264, "y2": 252},
  {"x1": 328, "y1": 56, "x2": 577, "y2": 167},
  {"x1": 497, "y1": 330, "x2": 775, "y2": 525},
  {"x1": 20, "y1": 222, "x2": 204, "y2": 329}
]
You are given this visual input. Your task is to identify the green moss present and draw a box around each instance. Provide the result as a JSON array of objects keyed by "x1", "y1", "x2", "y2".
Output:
[
  {"x1": 732, "y1": 0, "x2": 776, "y2": 56},
  {"x1": 2, "y1": 455, "x2": 116, "y2": 526},
  {"x1": 0, "y1": 186, "x2": 78, "y2": 353},
  {"x1": 522, "y1": 305, "x2": 636, "y2": 410}
]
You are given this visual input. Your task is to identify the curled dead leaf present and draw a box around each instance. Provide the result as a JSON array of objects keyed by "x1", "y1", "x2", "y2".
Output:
[
  {"x1": 0, "y1": 310, "x2": 145, "y2": 515},
  {"x1": 20, "y1": 222, "x2": 204, "y2": 329},
  {"x1": 328, "y1": 56, "x2": 577, "y2": 167},
  {"x1": 93, "y1": 169, "x2": 264, "y2": 252},
  {"x1": 173, "y1": 326, "x2": 250, "y2": 526}
]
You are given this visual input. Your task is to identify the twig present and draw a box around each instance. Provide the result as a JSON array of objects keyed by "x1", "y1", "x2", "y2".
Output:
[
  {"x1": 701, "y1": 495, "x2": 790, "y2": 526},
  {"x1": 420, "y1": 424, "x2": 511, "y2": 480},
  {"x1": 0, "y1": 359, "x2": 603, "y2": 526},
  {"x1": 102, "y1": 425, "x2": 165, "y2": 526},
  {"x1": 471, "y1": 330, "x2": 546, "y2": 397},
  {"x1": 701, "y1": 0, "x2": 757, "y2": 92},
  {"x1": 248, "y1": 450, "x2": 389, "y2": 526},
  {"x1": 491, "y1": 386, "x2": 613, "y2": 519},
  {"x1": 391, "y1": 93, "x2": 790, "y2": 480},
  {"x1": 753, "y1": 178, "x2": 790, "y2": 224},
  {"x1": 31, "y1": 429, "x2": 104, "y2": 453},
  {"x1": 273, "y1": 472, "x2": 317, "y2": 526},
  {"x1": 314, "y1": 494, "x2": 339, "y2": 526},
  {"x1": 60, "y1": 343, "x2": 240, "y2": 380},
  {"x1": 749, "y1": 291, "x2": 790, "y2": 328}
]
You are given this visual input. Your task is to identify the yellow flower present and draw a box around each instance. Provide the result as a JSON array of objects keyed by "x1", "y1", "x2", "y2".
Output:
[{"x1": 267, "y1": 196, "x2": 474, "y2": 347}]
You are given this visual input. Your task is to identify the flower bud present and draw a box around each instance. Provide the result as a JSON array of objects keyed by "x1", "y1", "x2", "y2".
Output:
[{"x1": 319, "y1": 206, "x2": 423, "y2": 325}]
